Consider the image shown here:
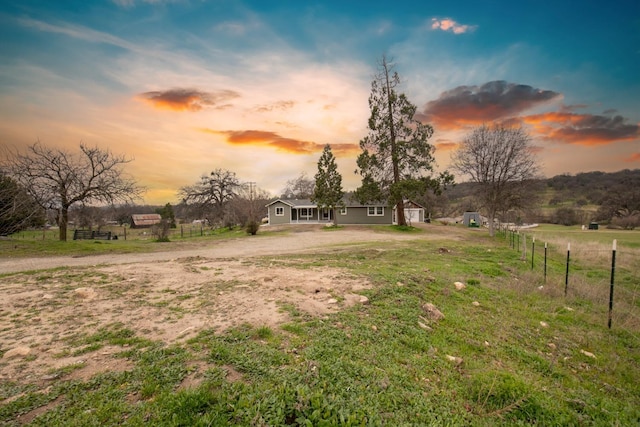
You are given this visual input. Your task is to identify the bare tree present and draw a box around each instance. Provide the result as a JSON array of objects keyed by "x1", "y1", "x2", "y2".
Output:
[
  {"x1": 281, "y1": 172, "x2": 315, "y2": 199},
  {"x1": 3, "y1": 142, "x2": 143, "y2": 241},
  {"x1": 0, "y1": 171, "x2": 45, "y2": 235},
  {"x1": 451, "y1": 124, "x2": 540, "y2": 236},
  {"x1": 180, "y1": 168, "x2": 240, "y2": 226}
]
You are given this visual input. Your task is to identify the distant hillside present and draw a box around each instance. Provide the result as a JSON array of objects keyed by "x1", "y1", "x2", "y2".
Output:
[{"x1": 436, "y1": 169, "x2": 640, "y2": 227}]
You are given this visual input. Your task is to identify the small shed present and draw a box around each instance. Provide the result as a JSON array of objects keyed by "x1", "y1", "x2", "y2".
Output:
[
  {"x1": 462, "y1": 212, "x2": 482, "y2": 227},
  {"x1": 130, "y1": 214, "x2": 162, "y2": 228},
  {"x1": 588, "y1": 222, "x2": 599, "y2": 230}
]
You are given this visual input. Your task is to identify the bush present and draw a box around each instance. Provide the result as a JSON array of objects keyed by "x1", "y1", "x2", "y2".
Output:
[{"x1": 246, "y1": 220, "x2": 260, "y2": 235}]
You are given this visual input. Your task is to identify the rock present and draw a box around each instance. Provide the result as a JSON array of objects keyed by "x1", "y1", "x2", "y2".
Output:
[
  {"x1": 418, "y1": 321, "x2": 432, "y2": 331},
  {"x1": 446, "y1": 355, "x2": 463, "y2": 365},
  {"x1": 3, "y1": 346, "x2": 31, "y2": 359},
  {"x1": 484, "y1": 341, "x2": 490, "y2": 347},
  {"x1": 422, "y1": 303, "x2": 444, "y2": 321},
  {"x1": 538, "y1": 286, "x2": 544, "y2": 290},
  {"x1": 454, "y1": 281, "x2": 466, "y2": 290},
  {"x1": 74, "y1": 287, "x2": 96, "y2": 300},
  {"x1": 548, "y1": 343, "x2": 557, "y2": 350},
  {"x1": 371, "y1": 325, "x2": 378, "y2": 331},
  {"x1": 580, "y1": 349, "x2": 596, "y2": 359},
  {"x1": 327, "y1": 298, "x2": 338, "y2": 304},
  {"x1": 540, "y1": 321, "x2": 549, "y2": 328},
  {"x1": 42, "y1": 293, "x2": 54, "y2": 299},
  {"x1": 396, "y1": 281, "x2": 405, "y2": 287},
  {"x1": 359, "y1": 296, "x2": 369, "y2": 305},
  {"x1": 565, "y1": 306, "x2": 574, "y2": 311},
  {"x1": 472, "y1": 301, "x2": 480, "y2": 307}
]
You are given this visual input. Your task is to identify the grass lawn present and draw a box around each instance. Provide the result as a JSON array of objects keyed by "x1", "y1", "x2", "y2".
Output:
[{"x1": 1, "y1": 226, "x2": 638, "y2": 425}]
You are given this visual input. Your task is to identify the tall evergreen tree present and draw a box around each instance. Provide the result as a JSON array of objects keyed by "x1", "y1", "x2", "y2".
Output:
[
  {"x1": 355, "y1": 56, "x2": 438, "y2": 226},
  {"x1": 312, "y1": 144, "x2": 344, "y2": 226}
]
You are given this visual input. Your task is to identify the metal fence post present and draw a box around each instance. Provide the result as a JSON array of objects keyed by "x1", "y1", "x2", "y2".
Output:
[
  {"x1": 608, "y1": 239, "x2": 617, "y2": 329},
  {"x1": 531, "y1": 237, "x2": 535, "y2": 270},
  {"x1": 564, "y1": 243, "x2": 570, "y2": 297},
  {"x1": 544, "y1": 242, "x2": 547, "y2": 284}
]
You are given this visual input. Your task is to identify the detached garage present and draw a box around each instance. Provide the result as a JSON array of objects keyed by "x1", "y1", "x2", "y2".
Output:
[{"x1": 396, "y1": 200, "x2": 426, "y2": 224}]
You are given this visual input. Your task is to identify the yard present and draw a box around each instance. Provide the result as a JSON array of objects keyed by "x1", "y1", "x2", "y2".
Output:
[{"x1": 1, "y1": 223, "x2": 638, "y2": 425}]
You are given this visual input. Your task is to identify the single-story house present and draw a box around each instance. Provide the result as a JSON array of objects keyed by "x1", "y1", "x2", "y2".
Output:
[
  {"x1": 265, "y1": 198, "x2": 425, "y2": 225},
  {"x1": 130, "y1": 214, "x2": 162, "y2": 228}
]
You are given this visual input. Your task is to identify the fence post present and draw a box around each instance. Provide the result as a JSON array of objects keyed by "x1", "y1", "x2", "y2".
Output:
[
  {"x1": 544, "y1": 242, "x2": 547, "y2": 283},
  {"x1": 531, "y1": 237, "x2": 535, "y2": 270},
  {"x1": 564, "y1": 243, "x2": 570, "y2": 297},
  {"x1": 123, "y1": 226, "x2": 127, "y2": 241},
  {"x1": 521, "y1": 234, "x2": 526, "y2": 260},
  {"x1": 608, "y1": 239, "x2": 617, "y2": 329},
  {"x1": 517, "y1": 231, "x2": 520, "y2": 252},
  {"x1": 181, "y1": 225, "x2": 184, "y2": 238}
]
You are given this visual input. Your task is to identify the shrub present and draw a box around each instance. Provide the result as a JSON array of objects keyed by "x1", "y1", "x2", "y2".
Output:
[{"x1": 246, "y1": 220, "x2": 260, "y2": 235}]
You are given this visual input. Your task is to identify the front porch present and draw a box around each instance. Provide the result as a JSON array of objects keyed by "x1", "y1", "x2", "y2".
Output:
[{"x1": 291, "y1": 207, "x2": 334, "y2": 223}]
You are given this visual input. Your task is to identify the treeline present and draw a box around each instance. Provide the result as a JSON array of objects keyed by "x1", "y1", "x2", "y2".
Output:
[{"x1": 436, "y1": 169, "x2": 640, "y2": 228}]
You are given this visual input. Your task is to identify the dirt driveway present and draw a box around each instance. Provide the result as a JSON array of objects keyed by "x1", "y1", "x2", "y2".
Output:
[
  {"x1": 1, "y1": 225, "x2": 461, "y2": 395},
  {"x1": 0, "y1": 224, "x2": 434, "y2": 274}
]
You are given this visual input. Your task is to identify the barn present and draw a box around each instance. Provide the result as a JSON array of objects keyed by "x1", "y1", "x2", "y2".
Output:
[{"x1": 130, "y1": 214, "x2": 162, "y2": 228}]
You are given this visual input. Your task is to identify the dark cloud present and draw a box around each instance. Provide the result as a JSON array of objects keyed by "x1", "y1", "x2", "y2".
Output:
[
  {"x1": 198, "y1": 128, "x2": 359, "y2": 156},
  {"x1": 523, "y1": 112, "x2": 639, "y2": 146},
  {"x1": 419, "y1": 81, "x2": 562, "y2": 129},
  {"x1": 138, "y1": 88, "x2": 240, "y2": 111},
  {"x1": 603, "y1": 108, "x2": 618, "y2": 115}
]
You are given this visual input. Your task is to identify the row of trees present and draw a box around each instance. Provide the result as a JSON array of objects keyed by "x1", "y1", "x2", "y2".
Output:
[{"x1": 1, "y1": 55, "x2": 557, "y2": 239}]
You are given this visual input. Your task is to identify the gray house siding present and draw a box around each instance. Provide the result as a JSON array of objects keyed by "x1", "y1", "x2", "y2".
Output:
[
  {"x1": 266, "y1": 198, "x2": 411, "y2": 225},
  {"x1": 338, "y1": 206, "x2": 391, "y2": 224},
  {"x1": 267, "y1": 201, "x2": 292, "y2": 225}
]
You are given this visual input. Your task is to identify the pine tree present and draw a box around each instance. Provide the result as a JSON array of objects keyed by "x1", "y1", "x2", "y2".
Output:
[
  {"x1": 355, "y1": 56, "x2": 438, "y2": 226},
  {"x1": 312, "y1": 144, "x2": 344, "y2": 226}
]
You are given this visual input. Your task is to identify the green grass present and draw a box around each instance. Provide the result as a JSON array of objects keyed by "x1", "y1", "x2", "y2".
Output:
[
  {"x1": 0, "y1": 226, "x2": 279, "y2": 258},
  {"x1": 1, "y1": 226, "x2": 638, "y2": 425}
]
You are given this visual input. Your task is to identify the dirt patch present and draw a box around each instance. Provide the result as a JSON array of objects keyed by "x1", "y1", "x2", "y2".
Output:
[{"x1": 0, "y1": 255, "x2": 370, "y2": 388}]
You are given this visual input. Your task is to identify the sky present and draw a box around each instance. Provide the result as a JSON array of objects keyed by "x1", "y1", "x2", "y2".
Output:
[{"x1": 1, "y1": 0, "x2": 639, "y2": 205}]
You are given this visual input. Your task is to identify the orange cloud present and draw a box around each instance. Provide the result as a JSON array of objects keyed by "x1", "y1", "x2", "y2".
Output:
[
  {"x1": 624, "y1": 152, "x2": 640, "y2": 163},
  {"x1": 198, "y1": 128, "x2": 359, "y2": 156},
  {"x1": 138, "y1": 88, "x2": 240, "y2": 111},
  {"x1": 254, "y1": 100, "x2": 295, "y2": 113},
  {"x1": 522, "y1": 112, "x2": 639, "y2": 146},
  {"x1": 419, "y1": 81, "x2": 562, "y2": 130},
  {"x1": 435, "y1": 140, "x2": 458, "y2": 151}
]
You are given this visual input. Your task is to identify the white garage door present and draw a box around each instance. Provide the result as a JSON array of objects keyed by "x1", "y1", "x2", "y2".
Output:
[{"x1": 404, "y1": 209, "x2": 421, "y2": 222}]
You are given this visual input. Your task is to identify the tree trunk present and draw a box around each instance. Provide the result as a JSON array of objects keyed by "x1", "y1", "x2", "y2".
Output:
[
  {"x1": 488, "y1": 210, "x2": 496, "y2": 237},
  {"x1": 332, "y1": 207, "x2": 338, "y2": 226},
  {"x1": 59, "y1": 207, "x2": 69, "y2": 241},
  {"x1": 396, "y1": 199, "x2": 406, "y2": 226}
]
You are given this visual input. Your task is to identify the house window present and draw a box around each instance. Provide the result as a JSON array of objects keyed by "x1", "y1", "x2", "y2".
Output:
[
  {"x1": 275, "y1": 207, "x2": 284, "y2": 216},
  {"x1": 300, "y1": 208, "x2": 311, "y2": 218},
  {"x1": 367, "y1": 206, "x2": 384, "y2": 216},
  {"x1": 340, "y1": 207, "x2": 347, "y2": 215}
]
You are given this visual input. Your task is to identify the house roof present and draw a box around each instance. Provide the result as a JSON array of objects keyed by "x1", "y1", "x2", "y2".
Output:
[
  {"x1": 131, "y1": 214, "x2": 162, "y2": 226},
  {"x1": 266, "y1": 197, "x2": 393, "y2": 209}
]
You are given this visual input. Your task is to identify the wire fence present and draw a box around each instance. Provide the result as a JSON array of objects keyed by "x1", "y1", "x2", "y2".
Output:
[
  {"x1": 499, "y1": 226, "x2": 640, "y2": 333},
  {"x1": 9, "y1": 224, "x2": 234, "y2": 241}
]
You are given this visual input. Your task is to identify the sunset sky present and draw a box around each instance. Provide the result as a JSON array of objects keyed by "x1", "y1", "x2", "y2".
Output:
[{"x1": 1, "y1": 0, "x2": 639, "y2": 205}]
